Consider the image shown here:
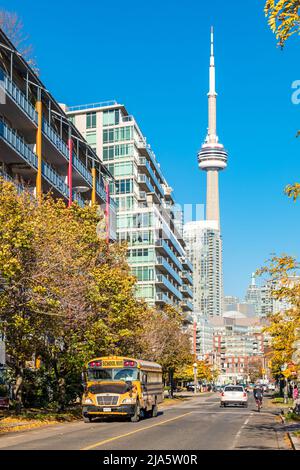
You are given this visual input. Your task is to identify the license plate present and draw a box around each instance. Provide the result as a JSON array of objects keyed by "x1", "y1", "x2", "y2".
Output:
[{"x1": 103, "y1": 407, "x2": 111, "y2": 412}]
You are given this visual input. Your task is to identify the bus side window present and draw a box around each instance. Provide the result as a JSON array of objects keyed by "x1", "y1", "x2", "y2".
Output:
[{"x1": 142, "y1": 373, "x2": 147, "y2": 385}]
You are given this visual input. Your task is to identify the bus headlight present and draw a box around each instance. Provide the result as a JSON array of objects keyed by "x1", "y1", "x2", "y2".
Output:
[
  {"x1": 83, "y1": 398, "x2": 93, "y2": 405},
  {"x1": 122, "y1": 398, "x2": 136, "y2": 404}
]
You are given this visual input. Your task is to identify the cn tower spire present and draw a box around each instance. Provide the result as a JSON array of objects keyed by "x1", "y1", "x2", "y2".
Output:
[
  {"x1": 198, "y1": 27, "x2": 228, "y2": 228},
  {"x1": 207, "y1": 26, "x2": 217, "y2": 144}
]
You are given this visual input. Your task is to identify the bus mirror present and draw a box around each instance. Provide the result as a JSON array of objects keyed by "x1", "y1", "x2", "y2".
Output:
[{"x1": 126, "y1": 381, "x2": 133, "y2": 391}]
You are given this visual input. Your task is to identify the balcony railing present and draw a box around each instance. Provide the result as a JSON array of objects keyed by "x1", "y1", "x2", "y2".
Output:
[
  {"x1": 182, "y1": 270, "x2": 193, "y2": 286},
  {"x1": 42, "y1": 161, "x2": 69, "y2": 198},
  {"x1": 137, "y1": 173, "x2": 155, "y2": 194},
  {"x1": 156, "y1": 274, "x2": 183, "y2": 301},
  {"x1": 0, "y1": 69, "x2": 38, "y2": 124},
  {"x1": 155, "y1": 240, "x2": 183, "y2": 271},
  {"x1": 156, "y1": 256, "x2": 182, "y2": 286},
  {"x1": 0, "y1": 169, "x2": 24, "y2": 194},
  {"x1": 0, "y1": 121, "x2": 69, "y2": 200},
  {"x1": 139, "y1": 158, "x2": 164, "y2": 197},
  {"x1": 182, "y1": 284, "x2": 193, "y2": 299},
  {"x1": 181, "y1": 299, "x2": 193, "y2": 312},
  {"x1": 96, "y1": 179, "x2": 106, "y2": 201},
  {"x1": 181, "y1": 257, "x2": 193, "y2": 272},
  {"x1": 0, "y1": 120, "x2": 38, "y2": 168},
  {"x1": 42, "y1": 119, "x2": 69, "y2": 159},
  {"x1": 73, "y1": 154, "x2": 92, "y2": 186},
  {"x1": 155, "y1": 292, "x2": 173, "y2": 305},
  {"x1": 73, "y1": 191, "x2": 85, "y2": 207},
  {"x1": 67, "y1": 100, "x2": 117, "y2": 112}
]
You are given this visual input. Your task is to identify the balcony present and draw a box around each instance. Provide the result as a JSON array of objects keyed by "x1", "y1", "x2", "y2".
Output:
[
  {"x1": 138, "y1": 173, "x2": 155, "y2": 194},
  {"x1": 0, "y1": 68, "x2": 38, "y2": 127},
  {"x1": 73, "y1": 191, "x2": 85, "y2": 207},
  {"x1": 155, "y1": 239, "x2": 183, "y2": 271},
  {"x1": 42, "y1": 119, "x2": 69, "y2": 161},
  {"x1": 156, "y1": 256, "x2": 182, "y2": 286},
  {"x1": 182, "y1": 284, "x2": 193, "y2": 299},
  {"x1": 181, "y1": 257, "x2": 193, "y2": 272},
  {"x1": 155, "y1": 292, "x2": 173, "y2": 306},
  {"x1": 156, "y1": 274, "x2": 183, "y2": 301},
  {"x1": 0, "y1": 121, "x2": 69, "y2": 200},
  {"x1": 73, "y1": 154, "x2": 92, "y2": 186},
  {"x1": 138, "y1": 158, "x2": 164, "y2": 197},
  {"x1": 96, "y1": 179, "x2": 106, "y2": 202},
  {"x1": 0, "y1": 169, "x2": 25, "y2": 194},
  {"x1": 181, "y1": 299, "x2": 193, "y2": 312},
  {"x1": 182, "y1": 270, "x2": 193, "y2": 286}
]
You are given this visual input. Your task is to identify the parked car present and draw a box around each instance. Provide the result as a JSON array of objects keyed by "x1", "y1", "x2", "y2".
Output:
[
  {"x1": 268, "y1": 383, "x2": 276, "y2": 391},
  {"x1": 186, "y1": 383, "x2": 200, "y2": 392},
  {"x1": 220, "y1": 385, "x2": 248, "y2": 408}
]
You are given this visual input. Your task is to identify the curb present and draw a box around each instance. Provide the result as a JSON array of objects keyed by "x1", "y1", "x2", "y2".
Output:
[{"x1": 279, "y1": 414, "x2": 300, "y2": 450}]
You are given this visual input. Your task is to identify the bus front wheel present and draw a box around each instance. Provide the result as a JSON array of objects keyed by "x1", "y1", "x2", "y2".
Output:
[
  {"x1": 151, "y1": 404, "x2": 158, "y2": 418},
  {"x1": 131, "y1": 401, "x2": 141, "y2": 423},
  {"x1": 83, "y1": 415, "x2": 92, "y2": 423}
]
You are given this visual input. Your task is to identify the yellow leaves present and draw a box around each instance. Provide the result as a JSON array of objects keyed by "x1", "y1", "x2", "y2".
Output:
[
  {"x1": 264, "y1": 0, "x2": 300, "y2": 47},
  {"x1": 285, "y1": 183, "x2": 300, "y2": 201}
]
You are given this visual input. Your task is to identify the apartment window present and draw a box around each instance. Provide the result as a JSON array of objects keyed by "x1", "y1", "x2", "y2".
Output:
[
  {"x1": 115, "y1": 179, "x2": 133, "y2": 195},
  {"x1": 103, "y1": 144, "x2": 134, "y2": 161},
  {"x1": 103, "y1": 127, "x2": 133, "y2": 143},
  {"x1": 103, "y1": 110, "x2": 120, "y2": 127},
  {"x1": 136, "y1": 285, "x2": 154, "y2": 300},
  {"x1": 132, "y1": 267, "x2": 154, "y2": 282},
  {"x1": 86, "y1": 132, "x2": 97, "y2": 147},
  {"x1": 116, "y1": 196, "x2": 134, "y2": 211},
  {"x1": 129, "y1": 248, "x2": 155, "y2": 264},
  {"x1": 86, "y1": 112, "x2": 96, "y2": 129},
  {"x1": 113, "y1": 162, "x2": 134, "y2": 178}
]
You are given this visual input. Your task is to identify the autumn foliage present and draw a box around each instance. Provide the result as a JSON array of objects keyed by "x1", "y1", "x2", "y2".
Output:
[{"x1": 0, "y1": 180, "x2": 192, "y2": 409}]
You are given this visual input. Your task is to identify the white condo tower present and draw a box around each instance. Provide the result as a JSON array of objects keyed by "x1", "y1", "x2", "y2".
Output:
[{"x1": 198, "y1": 27, "x2": 228, "y2": 228}]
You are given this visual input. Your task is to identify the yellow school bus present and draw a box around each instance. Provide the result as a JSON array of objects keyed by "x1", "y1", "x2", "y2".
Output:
[{"x1": 81, "y1": 356, "x2": 163, "y2": 422}]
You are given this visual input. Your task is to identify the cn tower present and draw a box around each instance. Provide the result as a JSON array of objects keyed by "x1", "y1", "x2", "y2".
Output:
[{"x1": 198, "y1": 27, "x2": 228, "y2": 228}]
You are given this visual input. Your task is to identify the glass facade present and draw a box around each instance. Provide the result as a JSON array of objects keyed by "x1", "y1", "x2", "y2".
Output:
[{"x1": 66, "y1": 104, "x2": 193, "y2": 312}]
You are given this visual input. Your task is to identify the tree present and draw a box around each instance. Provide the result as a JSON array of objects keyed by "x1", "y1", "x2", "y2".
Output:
[
  {"x1": 0, "y1": 10, "x2": 37, "y2": 69},
  {"x1": 0, "y1": 179, "x2": 150, "y2": 409},
  {"x1": 136, "y1": 306, "x2": 192, "y2": 382},
  {"x1": 265, "y1": 1, "x2": 300, "y2": 48},
  {"x1": 258, "y1": 256, "x2": 300, "y2": 379},
  {"x1": 285, "y1": 183, "x2": 300, "y2": 201}
]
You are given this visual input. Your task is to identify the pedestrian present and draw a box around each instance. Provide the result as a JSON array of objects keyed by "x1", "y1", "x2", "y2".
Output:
[{"x1": 293, "y1": 385, "x2": 299, "y2": 407}]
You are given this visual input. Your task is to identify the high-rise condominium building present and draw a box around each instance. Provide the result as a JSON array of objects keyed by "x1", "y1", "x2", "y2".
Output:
[
  {"x1": 0, "y1": 28, "x2": 114, "y2": 224},
  {"x1": 0, "y1": 28, "x2": 117, "y2": 365},
  {"x1": 184, "y1": 221, "x2": 222, "y2": 316},
  {"x1": 66, "y1": 102, "x2": 193, "y2": 313}
]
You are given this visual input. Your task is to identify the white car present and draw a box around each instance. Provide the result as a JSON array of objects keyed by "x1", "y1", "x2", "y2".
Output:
[{"x1": 220, "y1": 385, "x2": 248, "y2": 408}]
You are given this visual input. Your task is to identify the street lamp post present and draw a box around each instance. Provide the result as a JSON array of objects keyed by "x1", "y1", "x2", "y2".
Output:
[{"x1": 193, "y1": 363, "x2": 198, "y2": 395}]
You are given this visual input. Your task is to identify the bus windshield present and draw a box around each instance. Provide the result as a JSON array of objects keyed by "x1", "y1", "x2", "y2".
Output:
[{"x1": 87, "y1": 368, "x2": 139, "y2": 382}]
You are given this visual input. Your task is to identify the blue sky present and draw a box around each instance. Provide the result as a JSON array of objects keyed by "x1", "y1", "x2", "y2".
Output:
[{"x1": 2, "y1": 0, "x2": 300, "y2": 298}]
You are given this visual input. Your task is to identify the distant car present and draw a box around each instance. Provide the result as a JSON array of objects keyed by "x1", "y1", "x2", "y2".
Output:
[
  {"x1": 186, "y1": 384, "x2": 200, "y2": 392},
  {"x1": 268, "y1": 383, "x2": 275, "y2": 391},
  {"x1": 220, "y1": 385, "x2": 248, "y2": 408}
]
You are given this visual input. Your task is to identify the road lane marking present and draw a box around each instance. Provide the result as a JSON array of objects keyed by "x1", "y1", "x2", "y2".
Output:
[
  {"x1": 231, "y1": 413, "x2": 253, "y2": 449},
  {"x1": 81, "y1": 412, "x2": 193, "y2": 450}
]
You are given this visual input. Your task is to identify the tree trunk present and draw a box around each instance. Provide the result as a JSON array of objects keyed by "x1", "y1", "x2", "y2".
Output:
[
  {"x1": 13, "y1": 367, "x2": 24, "y2": 411},
  {"x1": 53, "y1": 360, "x2": 66, "y2": 412}
]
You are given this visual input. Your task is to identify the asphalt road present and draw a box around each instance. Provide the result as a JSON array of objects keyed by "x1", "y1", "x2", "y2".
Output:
[{"x1": 0, "y1": 395, "x2": 289, "y2": 450}]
